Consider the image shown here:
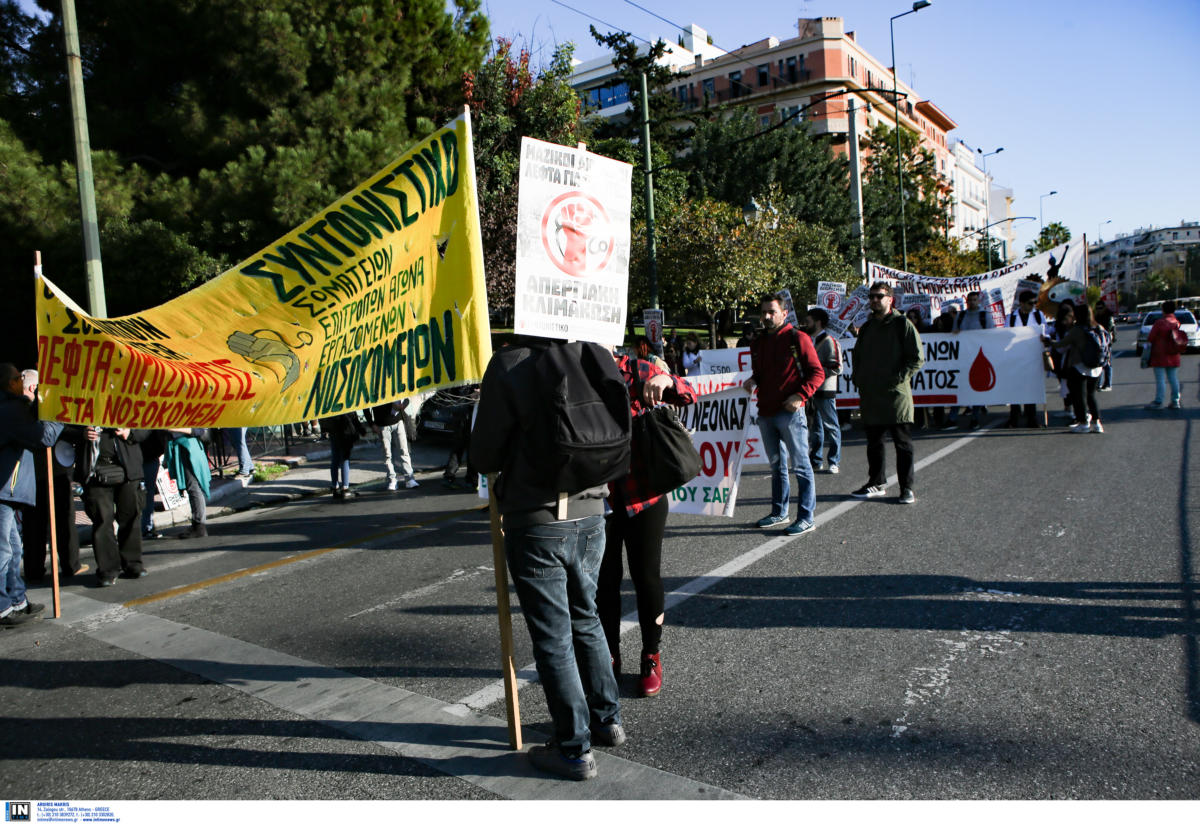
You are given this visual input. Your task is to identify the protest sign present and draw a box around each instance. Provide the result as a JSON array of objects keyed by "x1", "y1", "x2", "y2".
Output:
[
  {"x1": 513, "y1": 138, "x2": 632, "y2": 346},
  {"x1": 155, "y1": 464, "x2": 184, "y2": 511},
  {"x1": 36, "y1": 112, "x2": 490, "y2": 428},
  {"x1": 986, "y1": 287, "x2": 1007, "y2": 329},
  {"x1": 899, "y1": 293, "x2": 932, "y2": 326},
  {"x1": 643, "y1": 308, "x2": 664, "y2": 350},
  {"x1": 829, "y1": 284, "x2": 870, "y2": 338},
  {"x1": 817, "y1": 281, "x2": 845, "y2": 316},
  {"x1": 834, "y1": 327, "x2": 1046, "y2": 408},
  {"x1": 1101, "y1": 278, "x2": 1118, "y2": 314},
  {"x1": 867, "y1": 239, "x2": 1086, "y2": 317},
  {"x1": 667, "y1": 385, "x2": 754, "y2": 517}
]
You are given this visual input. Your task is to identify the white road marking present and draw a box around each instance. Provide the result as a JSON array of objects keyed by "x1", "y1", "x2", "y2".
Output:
[
  {"x1": 448, "y1": 427, "x2": 994, "y2": 712},
  {"x1": 346, "y1": 565, "x2": 494, "y2": 619}
]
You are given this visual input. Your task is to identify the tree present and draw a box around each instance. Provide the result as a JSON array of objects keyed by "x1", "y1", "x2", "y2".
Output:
[
  {"x1": 0, "y1": 0, "x2": 489, "y2": 363},
  {"x1": 683, "y1": 109, "x2": 854, "y2": 260},
  {"x1": 586, "y1": 29, "x2": 690, "y2": 155},
  {"x1": 635, "y1": 192, "x2": 852, "y2": 345},
  {"x1": 907, "y1": 235, "x2": 986, "y2": 279},
  {"x1": 860, "y1": 122, "x2": 951, "y2": 270},
  {"x1": 1024, "y1": 221, "x2": 1071, "y2": 257},
  {"x1": 463, "y1": 38, "x2": 588, "y2": 320}
]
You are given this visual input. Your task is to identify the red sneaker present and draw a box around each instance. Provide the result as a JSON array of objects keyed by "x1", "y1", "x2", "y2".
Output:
[{"x1": 639, "y1": 651, "x2": 662, "y2": 697}]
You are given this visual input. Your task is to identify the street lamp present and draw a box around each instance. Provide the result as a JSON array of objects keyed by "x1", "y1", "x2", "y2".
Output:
[
  {"x1": 743, "y1": 198, "x2": 778, "y2": 229},
  {"x1": 1039, "y1": 190, "x2": 1057, "y2": 234},
  {"x1": 978, "y1": 147, "x2": 1003, "y2": 269},
  {"x1": 890, "y1": 0, "x2": 932, "y2": 271},
  {"x1": 1098, "y1": 218, "x2": 1112, "y2": 244}
]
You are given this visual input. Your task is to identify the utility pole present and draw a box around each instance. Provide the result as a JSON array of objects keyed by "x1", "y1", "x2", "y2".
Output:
[
  {"x1": 847, "y1": 100, "x2": 866, "y2": 282},
  {"x1": 62, "y1": 0, "x2": 106, "y2": 316},
  {"x1": 640, "y1": 73, "x2": 659, "y2": 310}
]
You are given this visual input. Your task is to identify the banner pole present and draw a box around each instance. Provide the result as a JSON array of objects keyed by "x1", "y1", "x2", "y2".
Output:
[
  {"x1": 487, "y1": 473, "x2": 522, "y2": 750},
  {"x1": 46, "y1": 448, "x2": 61, "y2": 619}
]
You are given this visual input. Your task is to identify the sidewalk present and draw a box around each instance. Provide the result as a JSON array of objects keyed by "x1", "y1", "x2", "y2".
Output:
[{"x1": 76, "y1": 433, "x2": 462, "y2": 545}]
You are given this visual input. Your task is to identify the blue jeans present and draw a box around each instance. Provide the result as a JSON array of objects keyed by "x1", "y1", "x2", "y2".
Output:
[
  {"x1": 1154, "y1": 367, "x2": 1181, "y2": 405},
  {"x1": 808, "y1": 396, "x2": 841, "y2": 467},
  {"x1": 1, "y1": 502, "x2": 28, "y2": 614},
  {"x1": 504, "y1": 514, "x2": 620, "y2": 757},
  {"x1": 329, "y1": 440, "x2": 352, "y2": 488},
  {"x1": 226, "y1": 428, "x2": 254, "y2": 474},
  {"x1": 757, "y1": 408, "x2": 816, "y2": 524}
]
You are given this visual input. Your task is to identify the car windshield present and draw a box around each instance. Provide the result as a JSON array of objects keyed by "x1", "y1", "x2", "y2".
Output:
[
  {"x1": 1177, "y1": 310, "x2": 1196, "y2": 324},
  {"x1": 1142, "y1": 313, "x2": 1161, "y2": 326}
]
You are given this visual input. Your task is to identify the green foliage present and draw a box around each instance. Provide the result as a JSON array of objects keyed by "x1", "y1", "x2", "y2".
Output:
[
  {"x1": 633, "y1": 189, "x2": 852, "y2": 344},
  {"x1": 1024, "y1": 221, "x2": 1071, "y2": 257},
  {"x1": 586, "y1": 29, "x2": 690, "y2": 155},
  {"x1": 0, "y1": 0, "x2": 489, "y2": 364},
  {"x1": 683, "y1": 110, "x2": 854, "y2": 259},
  {"x1": 907, "y1": 235, "x2": 987, "y2": 279},
  {"x1": 860, "y1": 122, "x2": 951, "y2": 269},
  {"x1": 463, "y1": 38, "x2": 588, "y2": 318}
]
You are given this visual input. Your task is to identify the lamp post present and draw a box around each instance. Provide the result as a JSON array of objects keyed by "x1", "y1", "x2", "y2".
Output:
[
  {"x1": 1039, "y1": 190, "x2": 1057, "y2": 234},
  {"x1": 890, "y1": 0, "x2": 931, "y2": 271},
  {"x1": 977, "y1": 147, "x2": 1003, "y2": 269},
  {"x1": 1098, "y1": 218, "x2": 1111, "y2": 244}
]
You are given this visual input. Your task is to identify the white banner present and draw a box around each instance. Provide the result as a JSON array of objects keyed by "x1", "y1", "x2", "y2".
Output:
[
  {"x1": 514, "y1": 138, "x2": 632, "y2": 345},
  {"x1": 867, "y1": 239, "x2": 1087, "y2": 317},
  {"x1": 835, "y1": 327, "x2": 1047, "y2": 408},
  {"x1": 666, "y1": 386, "x2": 754, "y2": 517}
]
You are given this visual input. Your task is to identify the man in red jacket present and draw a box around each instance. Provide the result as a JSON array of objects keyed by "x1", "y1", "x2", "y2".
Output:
[
  {"x1": 743, "y1": 292, "x2": 825, "y2": 536},
  {"x1": 1146, "y1": 299, "x2": 1184, "y2": 410}
]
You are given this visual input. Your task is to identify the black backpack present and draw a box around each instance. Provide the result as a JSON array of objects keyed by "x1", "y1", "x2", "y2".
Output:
[
  {"x1": 522, "y1": 341, "x2": 632, "y2": 494},
  {"x1": 1081, "y1": 326, "x2": 1110, "y2": 369},
  {"x1": 631, "y1": 405, "x2": 701, "y2": 497}
]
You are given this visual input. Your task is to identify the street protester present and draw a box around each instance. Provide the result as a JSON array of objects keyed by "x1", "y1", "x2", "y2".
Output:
[
  {"x1": 78, "y1": 424, "x2": 149, "y2": 585},
  {"x1": 1005, "y1": 291, "x2": 1049, "y2": 428},
  {"x1": 369, "y1": 399, "x2": 418, "y2": 491},
  {"x1": 742, "y1": 292, "x2": 824, "y2": 537},
  {"x1": 1053, "y1": 302, "x2": 1108, "y2": 433},
  {"x1": 323, "y1": 412, "x2": 367, "y2": 499},
  {"x1": 1145, "y1": 298, "x2": 1184, "y2": 410},
  {"x1": 0, "y1": 363, "x2": 62, "y2": 626},
  {"x1": 19, "y1": 370, "x2": 86, "y2": 582},
  {"x1": 166, "y1": 428, "x2": 211, "y2": 538},
  {"x1": 1050, "y1": 302, "x2": 1077, "y2": 424},
  {"x1": 953, "y1": 290, "x2": 994, "y2": 430},
  {"x1": 140, "y1": 430, "x2": 169, "y2": 540},
  {"x1": 598, "y1": 347, "x2": 697, "y2": 699},
  {"x1": 850, "y1": 282, "x2": 924, "y2": 505},
  {"x1": 806, "y1": 309, "x2": 843, "y2": 473},
  {"x1": 1094, "y1": 301, "x2": 1117, "y2": 391},
  {"x1": 472, "y1": 338, "x2": 625, "y2": 782}
]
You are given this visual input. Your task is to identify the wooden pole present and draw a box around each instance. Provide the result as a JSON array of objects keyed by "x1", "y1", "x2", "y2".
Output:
[
  {"x1": 45, "y1": 449, "x2": 61, "y2": 618},
  {"x1": 487, "y1": 473, "x2": 522, "y2": 750}
]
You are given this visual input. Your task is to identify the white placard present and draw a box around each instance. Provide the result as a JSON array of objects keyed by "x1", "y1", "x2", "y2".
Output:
[
  {"x1": 666, "y1": 386, "x2": 754, "y2": 517},
  {"x1": 513, "y1": 137, "x2": 632, "y2": 345}
]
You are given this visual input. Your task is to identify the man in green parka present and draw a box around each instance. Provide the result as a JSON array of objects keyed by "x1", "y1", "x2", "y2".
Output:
[{"x1": 849, "y1": 282, "x2": 924, "y2": 504}]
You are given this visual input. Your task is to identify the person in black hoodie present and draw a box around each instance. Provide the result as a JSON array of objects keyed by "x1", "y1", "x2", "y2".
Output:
[
  {"x1": 76, "y1": 425, "x2": 148, "y2": 586},
  {"x1": 323, "y1": 412, "x2": 366, "y2": 498}
]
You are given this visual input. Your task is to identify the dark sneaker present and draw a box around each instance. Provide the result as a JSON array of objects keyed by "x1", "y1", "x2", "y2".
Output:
[
  {"x1": 1145, "y1": 401, "x2": 1163, "y2": 410},
  {"x1": 178, "y1": 524, "x2": 208, "y2": 539},
  {"x1": 0, "y1": 609, "x2": 41, "y2": 628},
  {"x1": 121, "y1": 568, "x2": 149, "y2": 579},
  {"x1": 97, "y1": 576, "x2": 117, "y2": 588},
  {"x1": 527, "y1": 742, "x2": 597, "y2": 781},
  {"x1": 756, "y1": 514, "x2": 788, "y2": 528},
  {"x1": 898, "y1": 488, "x2": 916, "y2": 505},
  {"x1": 591, "y1": 722, "x2": 627, "y2": 747},
  {"x1": 142, "y1": 529, "x2": 162, "y2": 540},
  {"x1": 851, "y1": 484, "x2": 886, "y2": 498},
  {"x1": 12, "y1": 601, "x2": 45, "y2": 617},
  {"x1": 784, "y1": 519, "x2": 815, "y2": 536}
]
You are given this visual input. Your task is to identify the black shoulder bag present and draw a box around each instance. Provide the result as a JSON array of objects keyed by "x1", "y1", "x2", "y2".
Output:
[{"x1": 631, "y1": 405, "x2": 701, "y2": 498}]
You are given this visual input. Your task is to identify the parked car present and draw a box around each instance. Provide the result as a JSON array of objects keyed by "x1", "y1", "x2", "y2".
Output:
[
  {"x1": 1136, "y1": 309, "x2": 1200, "y2": 355},
  {"x1": 415, "y1": 385, "x2": 479, "y2": 439},
  {"x1": 1115, "y1": 312, "x2": 1139, "y2": 324}
]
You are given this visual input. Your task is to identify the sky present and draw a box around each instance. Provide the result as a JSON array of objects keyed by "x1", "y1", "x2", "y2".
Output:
[{"x1": 483, "y1": 0, "x2": 1200, "y2": 258}]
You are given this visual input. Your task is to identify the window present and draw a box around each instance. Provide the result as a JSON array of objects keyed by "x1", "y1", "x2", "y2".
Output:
[
  {"x1": 786, "y1": 55, "x2": 798, "y2": 83},
  {"x1": 758, "y1": 64, "x2": 770, "y2": 87},
  {"x1": 702, "y1": 78, "x2": 714, "y2": 98},
  {"x1": 848, "y1": 56, "x2": 857, "y2": 79},
  {"x1": 729, "y1": 70, "x2": 743, "y2": 98}
]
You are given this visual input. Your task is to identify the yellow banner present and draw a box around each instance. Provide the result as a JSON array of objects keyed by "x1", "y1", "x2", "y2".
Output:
[{"x1": 35, "y1": 112, "x2": 490, "y2": 428}]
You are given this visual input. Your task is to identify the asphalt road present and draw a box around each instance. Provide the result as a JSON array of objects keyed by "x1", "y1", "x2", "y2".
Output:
[{"x1": 2, "y1": 338, "x2": 1198, "y2": 800}]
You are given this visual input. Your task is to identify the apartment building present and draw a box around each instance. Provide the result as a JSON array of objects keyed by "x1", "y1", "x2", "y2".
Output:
[
  {"x1": 1089, "y1": 222, "x2": 1200, "y2": 294},
  {"x1": 570, "y1": 17, "x2": 958, "y2": 199}
]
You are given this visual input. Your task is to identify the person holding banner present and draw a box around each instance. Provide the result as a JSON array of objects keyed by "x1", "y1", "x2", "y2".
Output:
[
  {"x1": 806, "y1": 309, "x2": 842, "y2": 474},
  {"x1": 850, "y1": 283, "x2": 924, "y2": 504},
  {"x1": 743, "y1": 293, "x2": 825, "y2": 536},
  {"x1": 0, "y1": 363, "x2": 61, "y2": 625},
  {"x1": 1005, "y1": 291, "x2": 1049, "y2": 428},
  {"x1": 954, "y1": 292, "x2": 994, "y2": 430},
  {"x1": 598, "y1": 350, "x2": 697, "y2": 698}
]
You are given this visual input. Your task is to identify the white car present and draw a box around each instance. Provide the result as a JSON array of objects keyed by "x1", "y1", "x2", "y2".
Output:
[{"x1": 1136, "y1": 309, "x2": 1199, "y2": 355}]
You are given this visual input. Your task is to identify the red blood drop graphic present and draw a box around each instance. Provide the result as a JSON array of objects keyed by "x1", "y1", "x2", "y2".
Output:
[{"x1": 968, "y1": 348, "x2": 996, "y2": 392}]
